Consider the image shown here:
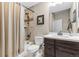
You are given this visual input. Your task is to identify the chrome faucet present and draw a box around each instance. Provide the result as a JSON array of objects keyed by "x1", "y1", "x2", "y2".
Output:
[{"x1": 67, "y1": 19, "x2": 72, "y2": 35}]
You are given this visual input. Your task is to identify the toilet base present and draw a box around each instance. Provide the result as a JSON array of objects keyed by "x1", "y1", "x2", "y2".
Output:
[{"x1": 17, "y1": 50, "x2": 43, "y2": 57}]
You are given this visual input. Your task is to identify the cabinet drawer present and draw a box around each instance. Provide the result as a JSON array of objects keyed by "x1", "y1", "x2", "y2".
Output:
[
  {"x1": 56, "y1": 45, "x2": 79, "y2": 57},
  {"x1": 56, "y1": 40, "x2": 79, "y2": 50},
  {"x1": 44, "y1": 38, "x2": 54, "y2": 44}
]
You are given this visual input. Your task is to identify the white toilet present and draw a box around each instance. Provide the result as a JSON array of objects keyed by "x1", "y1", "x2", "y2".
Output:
[
  {"x1": 17, "y1": 36, "x2": 44, "y2": 57},
  {"x1": 27, "y1": 36, "x2": 44, "y2": 57}
]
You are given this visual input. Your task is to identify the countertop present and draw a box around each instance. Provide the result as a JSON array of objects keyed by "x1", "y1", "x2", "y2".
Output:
[{"x1": 44, "y1": 32, "x2": 79, "y2": 42}]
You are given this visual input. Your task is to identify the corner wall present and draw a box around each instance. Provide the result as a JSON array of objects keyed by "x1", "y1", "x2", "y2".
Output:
[{"x1": 30, "y1": 3, "x2": 50, "y2": 41}]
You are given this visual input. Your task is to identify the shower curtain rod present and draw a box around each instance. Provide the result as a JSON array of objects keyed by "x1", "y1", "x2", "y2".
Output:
[{"x1": 16, "y1": 3, "x2": 35, "y2": 13}]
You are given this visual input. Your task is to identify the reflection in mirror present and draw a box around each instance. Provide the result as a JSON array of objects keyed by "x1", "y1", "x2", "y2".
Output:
[
  {"x1": 49, "y1": 2, "x2": 77, "y2": 33},
  {"x1": 77, "y1": 2, "x2": 79, "y2": 33}
]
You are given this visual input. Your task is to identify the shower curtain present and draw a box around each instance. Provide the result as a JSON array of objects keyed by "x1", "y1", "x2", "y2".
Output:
[{"x1": 0, "y1": 2, "x2": 25, "y2": 57}]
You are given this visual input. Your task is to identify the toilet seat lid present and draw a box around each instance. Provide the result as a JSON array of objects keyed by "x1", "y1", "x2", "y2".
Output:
[{"x1": 27, "y1": 45, "x2": 39, "y2": 53}]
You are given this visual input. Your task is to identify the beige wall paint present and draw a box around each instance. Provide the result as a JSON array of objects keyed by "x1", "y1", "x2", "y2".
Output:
[{"x1": 28, "y1": 2, "x2": 49, "y2": 41}]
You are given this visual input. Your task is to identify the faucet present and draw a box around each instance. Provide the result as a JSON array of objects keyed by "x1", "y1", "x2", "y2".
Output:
[
  {"x1": 68, "y1": 29, "x2": 73, "y2": 36},
  {"x1": 57, "y1": 31, "x2": 63, "y2": 35},
  {"x1": 67, "y1": 19, "x2": 72, "y2": 35}
]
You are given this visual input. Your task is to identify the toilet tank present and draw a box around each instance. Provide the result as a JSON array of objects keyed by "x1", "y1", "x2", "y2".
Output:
[{"x1": 35, "y1": 36, "x2": 44, "y2": 45}]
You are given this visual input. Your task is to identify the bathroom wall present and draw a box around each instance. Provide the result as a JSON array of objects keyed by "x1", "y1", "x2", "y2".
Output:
[
  {"x1": 29, "y1": 2, "x2": 50, "y2": 41},
  {"x1": 54, "y1": 9, "x2": 70, "y2": 32}
]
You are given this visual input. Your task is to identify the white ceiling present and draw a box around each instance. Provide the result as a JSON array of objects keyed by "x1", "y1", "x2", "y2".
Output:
[
  {"x1": 22, "y1": 2, "x2": 40, "y2": 8},
  {"x1": 49, "y1": 2, "x2": 73, "y2": 13},
  {"x1": 22, "y1": 2, "x2": 73, "y2": 13}
]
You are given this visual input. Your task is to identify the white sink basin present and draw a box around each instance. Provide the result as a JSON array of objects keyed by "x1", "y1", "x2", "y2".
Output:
[{"x1": 44, "y1": 32, "x2": 79, "y2": 42}]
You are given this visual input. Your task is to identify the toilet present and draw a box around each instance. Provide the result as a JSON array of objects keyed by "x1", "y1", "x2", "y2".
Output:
[
  {"x1": 17, "y1": 36, "x2": 44, "y2": 57},
  {"x1": 27, "y1": 36, "x2": 44, "y2": 57}
]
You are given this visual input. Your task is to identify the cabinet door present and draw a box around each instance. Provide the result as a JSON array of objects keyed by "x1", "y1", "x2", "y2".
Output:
[
  {"x1": 56, "y1": 45, "x2": 76, "y2": 57},
  {"x1": 56, "y1": 40, "x2": 79, "y2": 57},
  {"x1": 44, "y1": 44, "x2": 54, "y2": 57},
  {"x1": 44, "y1": 38, "x2": 55, "y2": 57}
]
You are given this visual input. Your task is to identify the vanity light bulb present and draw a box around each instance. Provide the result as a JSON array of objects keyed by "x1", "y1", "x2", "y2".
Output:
[{"x1": 49, "y1": 2, "x2": 63, "y2": 7}]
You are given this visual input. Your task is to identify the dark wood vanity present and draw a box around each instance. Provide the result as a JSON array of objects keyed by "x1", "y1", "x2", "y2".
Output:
[{"x1": 44, "y1": 38, "x2": 79, "y2": 57}]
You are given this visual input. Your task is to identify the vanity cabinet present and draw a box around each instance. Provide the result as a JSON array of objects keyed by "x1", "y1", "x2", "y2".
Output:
[{"x1": 44, "y1": 38, "x2": 79, "y2": 57}]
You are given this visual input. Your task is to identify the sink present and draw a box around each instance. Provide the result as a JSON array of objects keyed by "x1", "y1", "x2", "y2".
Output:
[
  {"x1": 61, "y1": 34, "x2": 79, "y2": 40},
  {"x1": 60, "y1": 35, "x2": 70, "y2": 39},
  {"x1": 44, "y1": 32, "x2": 79, "y2": 42},
  {"x1": 45, "y1": 32, "x2": 79, "y2": 39},
  {"x1": 62, "y1": 35, "x2": 70, "y2": 37},
  {"x1": 58, "y1": 34, "x2": 76, "y2": 39}
]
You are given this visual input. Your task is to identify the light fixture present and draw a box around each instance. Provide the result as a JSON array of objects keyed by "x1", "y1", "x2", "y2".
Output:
[{"x1": 49, "y1": 2, "x2": 63, "y2": 7}]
